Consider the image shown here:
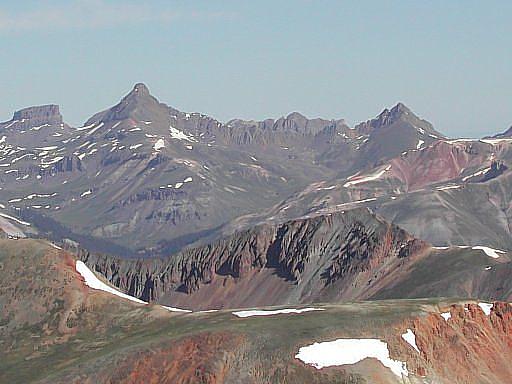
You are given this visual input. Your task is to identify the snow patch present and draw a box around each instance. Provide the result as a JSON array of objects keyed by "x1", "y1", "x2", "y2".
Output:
[
  {"x1": 76, "y1": 260, "x2": 146, "y2": 304},
  {"x1": 472, "y1": 246, "x2": 506, "y2": 259},
  {"x1": 86, "y1": 122, "x2": 104, "y2": 136},
  {"x1": 233, "y1": 307, "x2": 324, "y2": 318},
  {"x1": 462, "y1": 167, "x2": 491, "y2": 182},
  {"x1": 170, "y1": 126, "x2": 196, "y2": 142},
  {"x1": 478, "y1": 302, "x2": 493, "y2": 315},
  {"x1": 0, "y1": 212, "x2": 30, "y2": 226},
  {"x1": 401, "y1": 329, "x2": 420, "y2": 353},
  {"x1": 295, "y1": 338, "x2": 409, "y2": 377},
  {"x1": 436, "y1": 185, "x2": 461, "y2": 191},
  {"x1": 153, "y1": 138, "x2": 165, "y2": 151},
  {"x1": 344, "y1": 165, "x2": 391, "y2": 187},
  {"x1": 161, "y1": 305, "x2": 192, "y2": 313},
  {"x1": 440, "y1": 312, "x2": 451, "y2": 321}
]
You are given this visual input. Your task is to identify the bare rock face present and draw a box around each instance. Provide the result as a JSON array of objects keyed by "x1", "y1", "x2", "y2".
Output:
[
  {"x1": 80, "y1": 208, "x2": 428, "y2": 309},
  {"x1": 11, "y1": 105, "x2": 63, "y2": 128},
  {"x1": 393, "y1": 302, "x2": 512, "y2": 383}
]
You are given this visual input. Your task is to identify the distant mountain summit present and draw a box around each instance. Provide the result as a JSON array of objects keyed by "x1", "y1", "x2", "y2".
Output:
[
  {"x1": 85, "y1": 83, "x2": 169, "y2": 126},
  {"x1": 12, "y1": 105, "x2": 63, "y2": 126},
  {"x1": 355, "y1": 102, "x2": 443, "y2": 137},
  {"x1": 348, "y1": 102, "x2": 445, "y2": 165}
]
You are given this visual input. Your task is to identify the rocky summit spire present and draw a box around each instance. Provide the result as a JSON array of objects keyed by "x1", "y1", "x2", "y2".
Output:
[
  {"x1": 96, "y1": 83, "x2": 167, "y2": 123},
  {"x1": 130, "y1": 83, "x2": 151, "y2": 97},
  {"x1": 374, "y1": 102, "x2": 412, "y2": 127}
]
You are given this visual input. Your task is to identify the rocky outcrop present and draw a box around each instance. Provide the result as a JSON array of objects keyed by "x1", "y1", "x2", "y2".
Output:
[
  {"x1": 388, "y1": 302, "x2": 512, "y2": 383},
  {"x1": 80, "y1": 208, "x2": 428, "y2": 309},
  {"x1": 10, "y1": 105, "x2": 63, "y2": 128}
]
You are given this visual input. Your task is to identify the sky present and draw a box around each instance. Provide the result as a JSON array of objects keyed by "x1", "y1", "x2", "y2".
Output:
[{"x1": 0, "y1": 0, "x2": 511, "y2": 137}]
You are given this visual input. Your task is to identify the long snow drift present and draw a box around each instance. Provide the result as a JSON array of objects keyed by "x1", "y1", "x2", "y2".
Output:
[
  {"x1": 472, "y1": 246, "x2": 506, "y2": 259},
  {"x1": 233, "y1": 307, "x2": 324, "y2": 318},
  {"x1": 76, "y1": 260, "x2": 146, "y2": 304},
  {"x1": 295, "y1": 338, "x2": 408, "y2": 377},
  {"x1": 76, "y1": 260, "x2": 195, "y2": 312},
  {"x1": 343, "y1": 165, "x2": 391, "y2": 187}
]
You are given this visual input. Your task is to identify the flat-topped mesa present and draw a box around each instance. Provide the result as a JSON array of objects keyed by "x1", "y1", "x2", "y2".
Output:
[{"x1": 10, "y1": 104, "x2": 63, "y2": 127}]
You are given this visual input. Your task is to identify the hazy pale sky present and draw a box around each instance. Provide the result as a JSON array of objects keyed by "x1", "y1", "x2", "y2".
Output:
[{"x1": 1, "y1": 0, "x2": 511, "y2": 137}]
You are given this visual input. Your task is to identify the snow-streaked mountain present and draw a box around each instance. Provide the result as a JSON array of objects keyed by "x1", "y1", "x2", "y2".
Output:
[{"x1": 1, "y1": 83, "x2": 510, "y2": 256}]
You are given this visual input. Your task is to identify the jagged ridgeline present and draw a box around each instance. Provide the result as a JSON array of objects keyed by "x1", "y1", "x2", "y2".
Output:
[
  {"x1": 1, "y1": 83, "x2": 480, "y2": 258},
  {"x1": 81, "y1": 208, "x2": 512, "y2": 310}
]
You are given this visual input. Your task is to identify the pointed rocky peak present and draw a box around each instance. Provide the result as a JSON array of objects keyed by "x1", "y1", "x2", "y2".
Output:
[
  {"x1": 84, "y1": 83, "x2": 171, "y2": 127},
  {"x1": 391, "y1": 102, "x2": 411, "y2": 114},
  {"x1": 374, "y1": 102, "x2": 414, "y2": 127},
  {"x1": 11, "y1": 105, "x2": 63, "y2": 126},
  {"x1": 131, "y1": 82, "x2": 150, "y2": 97},
  {"x1": 355, "y1": 102, "x2": 444, "y2": 138},
  {"x1": 116, "y1": 83, "x2": 161, "y2": 111}
]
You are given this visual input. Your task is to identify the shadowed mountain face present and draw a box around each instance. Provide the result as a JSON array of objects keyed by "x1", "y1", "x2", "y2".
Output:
[
  {"x1": 80, "y1": 208, "x2": 512, "y2": 311},
  {"x1": 0, "y1": 84, "x2": 446, "y2": 257}
]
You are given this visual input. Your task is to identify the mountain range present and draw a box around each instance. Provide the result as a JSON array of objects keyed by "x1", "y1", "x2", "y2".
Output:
[
  {"x1": 1, "y1": 83, "x2": 511, "y2": 257},
  {"x1": 2, "y1": 83, "x2": 512, "y2": 383}
]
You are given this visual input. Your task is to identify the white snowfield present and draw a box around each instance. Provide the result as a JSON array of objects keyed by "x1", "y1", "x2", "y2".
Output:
[
  {"x1": 154, "y1": 138, "x2": 165, "y2": 151},
  {"x1": 170, "y1": 126, "x2": 196, "y2": 142},
  {"x1": 436, "y1": 184, "x2": 461, "y2": 191},
  {"x1": 416, "y1": 139, "x2": 424, "y2": 150},
  {"x1": 344, "y1": 165, "x2": 391, "y2": 187},
  {"x1": 461, "y1": 167, "x2": 491, "y2": 182},
  {"x1": 432, "y1": 245, "x2": 506, "y2": 259},
  {"x1": 472, "y1": 246, "x2": 506, "y2": 259},
  {"x1": 440, "y1": 312, "x2": 451, "y2": 321},
  {"x1": 232, "y1": 307, "x2": 324, "y2": 318},
  {"x1": 75, "y1": 260, "x2": 146, "y2": 304},
  {"x1": 478, "y1": 302, "x2": 493, "y2": 316},
  {"x1": 295, "y1": 338, "x2": 409, "y2": 377},
  {"x1": 75, "y1": 260, "x2": 194, "y2": 312},
  {"x1": 161, "y1": 305, "x2": 192, "y2": 313},
  {"x1": 0, "y1": 212, "x2": 31, "y2": 226},
  {"x1": 86, "y1": 122, "x2": 104, "y2": 136},
  {"x1": 401, "y1": 329, "x2": 420, "y2": 353}
]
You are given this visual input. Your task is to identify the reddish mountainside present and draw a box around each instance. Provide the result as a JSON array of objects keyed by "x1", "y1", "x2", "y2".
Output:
[
  {"x1": 2, "y1": 238, "x2": 512, "y2": 384},
  {"x1": 79, "y1": 208, "x2": 512, "y2": 311},
  {"x1": 388, "y1": 140, "x2": 495, "y2": 190}
]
